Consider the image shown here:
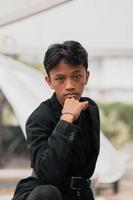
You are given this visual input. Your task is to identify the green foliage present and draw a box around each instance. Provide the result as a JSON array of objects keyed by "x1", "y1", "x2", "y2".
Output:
[
  {"x1": 3, "y1": 103, "x2": 18, "y2": 125},
  {"x1": 99, "y1": 102, "x2": 133, "y2": 147}
]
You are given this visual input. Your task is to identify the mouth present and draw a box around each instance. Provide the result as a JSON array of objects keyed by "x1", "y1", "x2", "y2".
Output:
[{"x1": 64, "y1": 93, "x2": 79, "y2": 99}]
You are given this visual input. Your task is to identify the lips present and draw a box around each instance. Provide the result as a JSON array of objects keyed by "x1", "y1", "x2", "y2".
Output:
[{"x1": 64, "y1": 93, "x2": 78, "y2": 98}]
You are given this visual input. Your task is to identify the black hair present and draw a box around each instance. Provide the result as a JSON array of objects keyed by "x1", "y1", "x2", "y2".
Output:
[{"x1": 43, "y1": 41, "x2": 88, "y2": 75}]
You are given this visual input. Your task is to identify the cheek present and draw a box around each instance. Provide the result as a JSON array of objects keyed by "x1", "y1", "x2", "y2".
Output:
[
  {"x1": 77, "y1": 80, "x2": 87, "y2": 92},
  {"x1": 52, "y1": 84, "x2": 64, "y2": 93},
  {"x1": 79, "y1": 79, "x2": 87, "y2": 87}
]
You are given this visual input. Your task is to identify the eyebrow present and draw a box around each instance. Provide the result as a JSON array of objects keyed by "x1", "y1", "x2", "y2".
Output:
[
  {"x1": 54, "y1": 69, "x2": 82, "y2": 77},
  {"x1": 71, "y1": 69, "x2": 82, "y2": 74},
  {"x1": 54, "y1": 74, "x2": 64, "y2": 77}
]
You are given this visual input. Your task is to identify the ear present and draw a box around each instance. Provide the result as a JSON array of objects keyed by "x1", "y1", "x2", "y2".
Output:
[
  {"x1": 85, "y1": 70, "x2": 90, "y2": 85},
  {"x1": 45, "y1": 76, "x2": 53, "y2": 89}
]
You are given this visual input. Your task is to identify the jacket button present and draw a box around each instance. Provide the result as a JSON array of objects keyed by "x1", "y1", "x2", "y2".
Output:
[
  {"x1": 69, "y1": 132, "x2": 75, "y2": 141},
  {"x1": 71, "y1": 132, "x2": 75, "y2": 137},
  {"x1": 69, "y1": 135, "x2": 74, "y2": 141}
]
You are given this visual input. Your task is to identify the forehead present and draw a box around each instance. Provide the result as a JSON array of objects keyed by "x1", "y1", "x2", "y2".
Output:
[{"x1": 49, "y1": 60, "x2": 86, "y2": 76}]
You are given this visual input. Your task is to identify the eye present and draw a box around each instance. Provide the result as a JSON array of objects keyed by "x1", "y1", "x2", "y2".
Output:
[
  {"x1": 55, "y1": 77, "x2": 64, "y2": 81},
  {"x1": 73, "y1": 74, "x2": 81, "y2": 80}
]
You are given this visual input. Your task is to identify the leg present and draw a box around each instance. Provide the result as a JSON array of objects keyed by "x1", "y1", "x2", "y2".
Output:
[{"x1": 27, "y1": 185, "x2": 63, "y2": 200}]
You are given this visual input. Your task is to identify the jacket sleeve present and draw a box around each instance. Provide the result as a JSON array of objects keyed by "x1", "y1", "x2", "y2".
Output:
[
  {"x1": 26, "y1": 111, "x2": 78, "y2": 185},
  {"x1": 80, "y1": 99, "x2": 100, "y2": 178},
  {"x1": 88, "y1": 100, "x2": 100, "y2": 177}
]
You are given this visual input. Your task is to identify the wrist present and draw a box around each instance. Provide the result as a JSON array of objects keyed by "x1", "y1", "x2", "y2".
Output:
[{"x1": 61, "y1": 112, "x2": 75, "y2": 123}]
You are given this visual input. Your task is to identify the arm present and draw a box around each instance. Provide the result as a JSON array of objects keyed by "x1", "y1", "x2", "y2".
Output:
[
  {"x1": 82, "y1": 100, "x2": 100, "y2": 178},
  {"x1": 26, "y1": 98, "x2": 89, "y2": 185},
  {"x1": 26, "y1": 114, "x2": 78, "y2": 185}
]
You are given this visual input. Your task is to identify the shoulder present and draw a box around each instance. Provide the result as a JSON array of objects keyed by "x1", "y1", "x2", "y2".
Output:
[
  {"x1": 82, "y1": 97, "x2": 100, "y2": 140},
  {"x1": 81, "y1": 96, "x2": 100, "y2": 128},
  {"x1": 81, "y1": 96, "x2": 99, "y2": 114},
  {"x1": 25, "y1": 98, "x2": 56, "y2": 139},
  {"x1": 26, "y1": 98, "x2": 53, "y2": 126}
]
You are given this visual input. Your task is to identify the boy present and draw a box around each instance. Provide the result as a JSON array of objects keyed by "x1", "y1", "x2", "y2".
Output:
[{"x1": 12, "y1": 41, "x2": 100, "y2": 200}]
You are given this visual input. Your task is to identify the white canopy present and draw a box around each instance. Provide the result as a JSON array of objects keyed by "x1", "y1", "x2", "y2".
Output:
[
  {"x1": 0, "y1": 0, "x2": 133, "y2": 51},
  {"x1": 0, "y1": 0, "x2": 68, "y2": 27},
  {"x1": 0, "y1": 54, "x2": 128, "y2": 183}
]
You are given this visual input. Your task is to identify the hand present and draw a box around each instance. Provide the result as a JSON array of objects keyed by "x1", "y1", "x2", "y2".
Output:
[{"x1": 61, "y1": 98, "x2": 89, "y2": 123}]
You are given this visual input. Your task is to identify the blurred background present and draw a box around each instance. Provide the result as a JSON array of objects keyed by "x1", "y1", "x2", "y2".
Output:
[{"x1": 0, "y1": 0, "x2": 133, "y2": 199}]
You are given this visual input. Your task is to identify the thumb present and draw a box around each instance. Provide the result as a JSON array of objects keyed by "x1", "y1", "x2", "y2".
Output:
[{"x1": 82, "y1": 101, "x2": 89, "y2": 110}]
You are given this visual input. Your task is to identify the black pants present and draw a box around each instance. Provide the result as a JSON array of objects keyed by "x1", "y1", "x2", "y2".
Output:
[
  {"x1": 26, "y1": 184, "x2": 94, "y2": 200},
  {"x1": 12, "y1": 176, "x2": 94, "y2": 200},
  {"x1": 27, "y1": 185, "x2": 63, "y2": 200},
  {"x1": 27, "y1": 185, "x2": 62, "y2": 200}
]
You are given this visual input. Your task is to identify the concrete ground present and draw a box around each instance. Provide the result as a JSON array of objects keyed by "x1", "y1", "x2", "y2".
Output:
[{"x1": 0, "y1": 169, "x2": 132, "y2": 200}]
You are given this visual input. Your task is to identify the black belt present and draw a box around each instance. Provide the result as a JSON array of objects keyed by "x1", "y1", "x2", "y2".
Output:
[
  {"x1": 32, "y1": 170, "x2": 90, "y2": 191},
  {"x1": 62, "y1": 176, "x2": 90, "y2": 190}
]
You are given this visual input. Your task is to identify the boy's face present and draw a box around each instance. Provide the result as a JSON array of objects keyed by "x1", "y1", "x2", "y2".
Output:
[{"x1": 45, "y1": 59, "x2": 89, "y2": 106}]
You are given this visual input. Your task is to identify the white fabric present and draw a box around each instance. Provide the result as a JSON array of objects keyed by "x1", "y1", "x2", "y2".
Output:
[
  {"x1": 0, "y1": 0, "x2": 68, "y2": 26},
  {"x1": 0, "y1": 54, "x2": 128, "y2": 183},
  {"x1": 93, "y1": 133, "x2": 128, "y2": 183},
  {"x1": 0, "y1": 0, "x2": 133, "y2": 49},
  {"x1": 0, "y1": 53, "x2": 52, "y2": 136}
]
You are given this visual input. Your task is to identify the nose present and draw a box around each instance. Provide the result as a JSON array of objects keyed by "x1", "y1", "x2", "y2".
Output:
[{"x1": 65, "y1": 79, "x2": 75, "y2": 91}]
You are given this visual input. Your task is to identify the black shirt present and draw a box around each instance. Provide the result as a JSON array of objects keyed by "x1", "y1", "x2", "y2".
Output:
[{"x1": 12, "y1": 93, "x2": 100, "y2": 200}]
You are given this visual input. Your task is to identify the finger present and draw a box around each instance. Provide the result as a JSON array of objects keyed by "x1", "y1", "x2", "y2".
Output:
[
  {"x1": 82, "y1": 101, "x2": 89, "y2": 110},
  {"x1": 66, "y1": 97, "x2": 75, "y2": 101},
  {"x1": 83, "y1": 101, "x2": 89, "y2": 106}
]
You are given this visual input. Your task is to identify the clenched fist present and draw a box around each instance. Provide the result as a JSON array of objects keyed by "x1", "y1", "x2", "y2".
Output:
[{"x1": 61, "y1": 97, "x2": 89, "y2": 123}]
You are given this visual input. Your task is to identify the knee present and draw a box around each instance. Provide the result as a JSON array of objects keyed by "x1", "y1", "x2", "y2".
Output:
[
  {"x1": 41, "y1": 185, "x2": 62, "y2": 200},
  {"x1": 28, "y1": 185, "x2": 62, "y2": 200}
]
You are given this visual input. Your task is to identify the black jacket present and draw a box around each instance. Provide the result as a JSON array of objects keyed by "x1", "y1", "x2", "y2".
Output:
[{"x1": 12, "y1": 93, "x2": 100, "y2": 200}]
